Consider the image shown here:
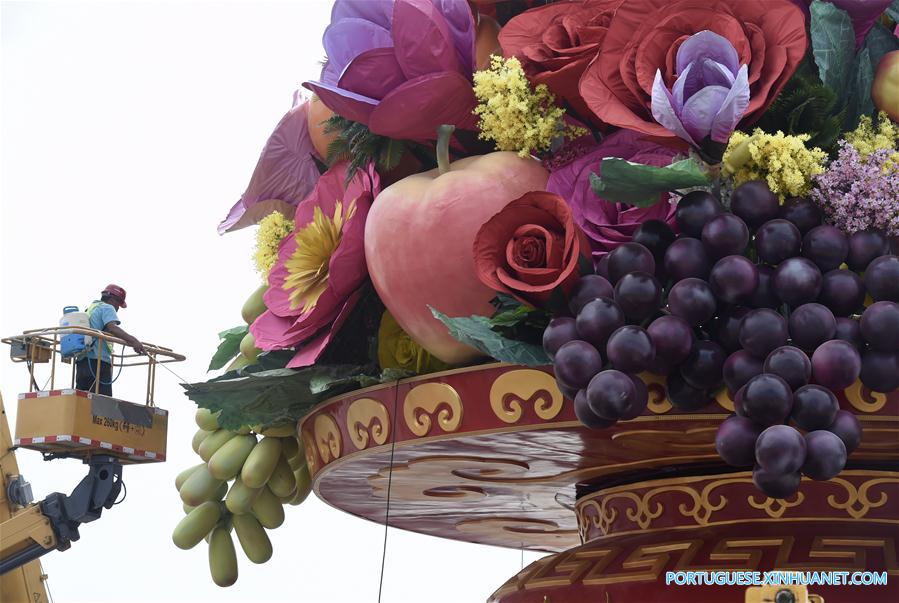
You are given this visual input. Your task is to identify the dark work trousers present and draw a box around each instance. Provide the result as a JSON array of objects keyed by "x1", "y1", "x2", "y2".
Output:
[{"x1": 75, "y1": 358, "x2": 113, "y2": 396}]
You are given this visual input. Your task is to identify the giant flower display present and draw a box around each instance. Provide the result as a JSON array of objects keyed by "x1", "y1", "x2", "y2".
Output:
[
  {"x1": 546, "y1": 129, "x2": 677, "y2": 260},
  {"x1": 219, "y1": 95, "x2": 322, "y2": 234},
  {"x1": 304, "y1": 0, "x2": 478, "y2": 140},
  {"x1": 498, "y1": 0, "x2": 622, "y2": 127},
  {"x1": 250, "y1": 162, "x2": 379, "y2": 368},
  {"x1": 579, "y1": 0, "x2": 807, "y2": 140}
]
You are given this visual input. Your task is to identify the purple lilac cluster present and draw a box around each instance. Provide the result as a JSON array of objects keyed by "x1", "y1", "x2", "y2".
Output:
[{"x1": 811, "y1": 142, "x2": 899, "y2": 236}]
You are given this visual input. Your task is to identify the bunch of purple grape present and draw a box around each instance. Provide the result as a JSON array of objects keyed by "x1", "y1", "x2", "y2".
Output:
[{"x1": 543, "y1": 180, "x2": 899, "y2": 498}]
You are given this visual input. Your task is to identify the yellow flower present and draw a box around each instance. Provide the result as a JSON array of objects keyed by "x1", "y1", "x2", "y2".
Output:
[
  {"x1": 377, "y1": 311, "x2": 451, "y2": 375},
  {"x1": 723, "y1": 129, "x2": 827, "y2": 200},
  {"x1": 283, "y1": 199, "x2": 356, "y2": 313},
  {"x1": 473, "y1": 56, "x2": 585, "y2": 158},
  {"x1": 844, "y1": 112, "x2": 899, "y2": 167},
  {"x1": 254, "y1": 211, "x2": 294, "y2": 279}
]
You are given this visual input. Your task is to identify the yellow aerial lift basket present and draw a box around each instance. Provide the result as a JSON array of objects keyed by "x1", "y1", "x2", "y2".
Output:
[{"x1": 2, "y1": 326, "x2": 185, "y2": 464}]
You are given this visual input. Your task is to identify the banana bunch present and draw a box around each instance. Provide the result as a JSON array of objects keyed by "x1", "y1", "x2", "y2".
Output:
[{"x1": 172, "y1": 408, "x2": 312, "y2": 586}]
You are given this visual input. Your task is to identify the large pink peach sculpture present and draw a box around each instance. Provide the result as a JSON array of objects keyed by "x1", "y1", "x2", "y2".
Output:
[{"x1": 365, "y1": 145, "x2": 549, "y2": 364}]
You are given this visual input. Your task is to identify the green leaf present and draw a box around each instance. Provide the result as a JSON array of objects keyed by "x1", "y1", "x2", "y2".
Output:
[
  {"x1": 864, "y1": 22, "x2": 899, "y2": 72},
  {"x1": 430, "y1": 307, "x2": 550, "y2": 366},
  {"x1": 810, "y1": 0, "x2": 855, "y2": 98},
  {"x1": 490, "y1": 304, "x2": 537, "y2": 329},
  {"x1": 846, "y1": 48, "x2": 875, "y2": 127},
  {"x1": 589, "y1": 158, "x2": 710, "y2": 207},
  {"x1": 378, "y1": 138, "x2": 405, "y2": 172},
  {"x1": 208, "y1": 325, "x2": 249, "y2": 371},
  {"x1": 888, "y1": 0, "x2": 899, "y2": 22},
  {"x1": 184, "y1": 363, "x2": 376, "y2": 430}
]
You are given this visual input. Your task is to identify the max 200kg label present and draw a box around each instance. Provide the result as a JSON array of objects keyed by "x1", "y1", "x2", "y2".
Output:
[{"x1": 92, "y1": 415, "x2": 147, "y2": 436}]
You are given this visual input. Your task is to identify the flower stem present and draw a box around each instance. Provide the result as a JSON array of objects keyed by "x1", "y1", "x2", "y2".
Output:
[{"x1": 436, "y1": 124, "x2": 455, "y2": 176}]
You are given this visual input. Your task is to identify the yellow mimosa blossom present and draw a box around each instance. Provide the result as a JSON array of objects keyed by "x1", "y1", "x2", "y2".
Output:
[
  {"x1": 844, "y1": 112, "x2": 899, "y2": 166},
  {"x1": 723, "y1": 129, "x2": 827, "y2": 200},
  {"x1": 283, "y1": 199, "x2": 356, "y2": 313},
  {"x1": 473, "y1": 56, "x2": 585, "y2": 158},
  {"x1": 254, "y1": 211, "x2": 295, "y2": 279},
  {"x1": 377, "y1": 310, "x2": 451, "y2": 375}
]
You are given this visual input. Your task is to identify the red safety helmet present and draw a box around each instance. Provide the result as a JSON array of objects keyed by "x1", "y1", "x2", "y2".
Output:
[{"x1": 102, "y1": 284, "x2": 128, "y2": 308}]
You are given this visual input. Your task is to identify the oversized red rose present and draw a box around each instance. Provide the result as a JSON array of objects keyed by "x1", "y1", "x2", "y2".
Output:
[
  {"x1": 499, "y1": 0, "x2": 623, "y2": 127},
  {"x1": 579, "y1": 0, "x2": 807, "y2": 140},
  {"x1": 474, "y1": 191, "x2": 590, "y2": 308}
]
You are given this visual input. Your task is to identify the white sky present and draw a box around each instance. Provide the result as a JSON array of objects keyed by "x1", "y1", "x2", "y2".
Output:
[{"x1": 0, "y1": 2, "x2": 541, "y2": 601}]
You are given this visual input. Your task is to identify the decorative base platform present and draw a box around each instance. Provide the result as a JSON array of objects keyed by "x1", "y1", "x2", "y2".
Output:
[
  {"x1": 299, "y1": 364, "x2": 899, "y2": 553},
  {"x1": 490, "y1": 470, "x2": 899, "y2": 602}
]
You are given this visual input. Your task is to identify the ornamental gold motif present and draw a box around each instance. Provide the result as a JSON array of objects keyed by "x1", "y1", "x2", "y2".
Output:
[
  {"x1": 345, "y1": 397, "x2": 390, "y2": 450},
  {"x1": 403, "y1": 382, "x2": 463, "y2": 436},
  {"x1": 826, "y1": 476, "x2": 893, "y2": 519},
  {"x1": 637, "y1": 372, "x2": 673, "y2": 414},
  {"x1": 844, "y1": 378, "x2": 888, "y2": 413},
  {"x1": 489, "y1": 369, "x2": 564, "y2": 424},
  {"x1": 747, "y1": 492, "x2": 805, "y2": 518},
  {"x1": 312, "y1": 413, "x2": 342, "y2": 464},
  {"x1": 577, "y1": 473, "x2": 899, "y2": 539}
]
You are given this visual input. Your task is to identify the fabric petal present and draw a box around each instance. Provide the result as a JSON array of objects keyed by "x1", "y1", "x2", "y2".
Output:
[
  {"x1": 219, "y1": 101, "x2": 320, "y2": 234},
  {"x1": 286, "y1": 290, "x2": 362, "y2": 368},
  {"x1": 651, "y1": 69, "x2": 697, "y2": 147},
  {"x1": 338, "y1": 47, "x2": 406, "y2": 100},
  {"x1": 218, "y1": 199, "x2": 296, "y2": 235},
  {"x1": 302, "y1": 79, "x2": 379, "y2": 126},
  {"x1": 699, "y1": 58, "x2": 736, "y2": 88},
  {"x1": 680, "y1": 84, "x2": 729, "y2": 143},
  {"x1": 429, "y1": 0, "x2": 476, "y2": 72},
  {"x1": 710, "y1": 64, "x2": 750, "y2": 143},
  {"x1": 675, "y1": 29, "x2": 739, "y2": 75},
  {"x1": 331, "y1": 0, "x2": 393, "y2": 29},
  {"x1": 368, "y1": 71, "x2": 477, "y2": 139},
  {"x1": 392, "y1": 0, "x2": 460, "y2": 79},
  {"x1": 323, "y1": 17, "x2": 393, "y2": 74}
]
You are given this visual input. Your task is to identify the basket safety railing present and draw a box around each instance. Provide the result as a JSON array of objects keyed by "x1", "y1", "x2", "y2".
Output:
[{"x1": 2, "y1": 326, "x2": 185, "y2": 406}]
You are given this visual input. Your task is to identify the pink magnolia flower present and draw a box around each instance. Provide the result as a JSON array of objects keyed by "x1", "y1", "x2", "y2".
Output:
[
  {"x1": 250, "y1": 162, "x2": 380, "y2": 368},
  {"x1": 546, "y1": 129, "x2": 678, "y2": 262},
  {"x1": 218, "y1": 95, "x2": 322, "y2": 234}
]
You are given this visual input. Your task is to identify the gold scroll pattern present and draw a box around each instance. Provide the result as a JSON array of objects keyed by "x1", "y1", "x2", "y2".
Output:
[
  {"x1": 639, "y1": 372, "x2": 736, "y2": 413},
  {"x1": 300, "y1": 429, "x2": 318, "y2": 474},
  {"x1": 312, "y1": 413, "x2": 342, "y2": 465},
  {"x1": 637, "y1": 372, "x2": 672, "y2": 414},
  {"x1": 489, "y1": 535, "x2": 899, "y2": 600},
  {"x1": 345, "y1": 397, "x2": 390, "y2": 450},
  {"x1": 490, "y1": 369, "x2": 564, "y2": 424},
  {"x1": 577, "y1": 472, "x2": 899, "y2": 539},
  {"x1": 403, "y1": 382, "x2": 463, "y2": 437},
  {"x1": 826, "y1": 476, "x2": 894, "y2": 518},
  {"x1": 577, "y1": 477, "x2": 746, "y2": 537},
  {"x1": 845, "y1": 379, "x2": 888, "y2": 413}
]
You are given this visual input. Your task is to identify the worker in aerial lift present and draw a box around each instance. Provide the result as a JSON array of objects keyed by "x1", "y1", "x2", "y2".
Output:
[{"x1": 75, "y1": 284, "x2": 144, "y2": 396}]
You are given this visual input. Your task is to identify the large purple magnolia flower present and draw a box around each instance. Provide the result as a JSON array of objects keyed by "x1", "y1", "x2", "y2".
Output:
[
  {"x1": 303, "y1": 0, "x2": 478, "y2": 140},
  {"x1": 651, "y1": 30, "x2": 750, "y2": 150}
]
